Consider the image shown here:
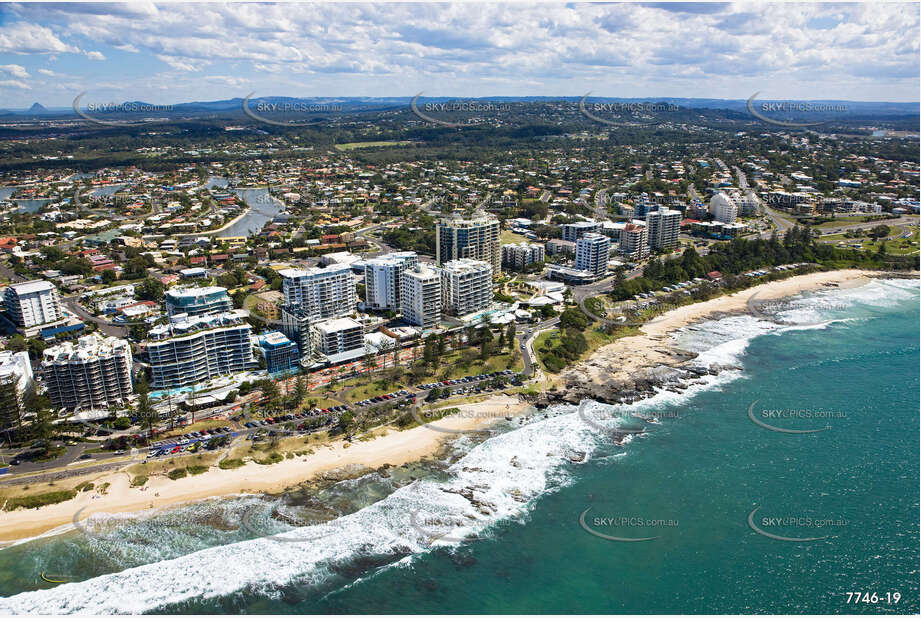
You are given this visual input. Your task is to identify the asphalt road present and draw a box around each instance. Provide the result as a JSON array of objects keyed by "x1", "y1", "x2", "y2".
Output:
[{"x1": 62, "y1": 294, "x2": 129, "y2": 338}]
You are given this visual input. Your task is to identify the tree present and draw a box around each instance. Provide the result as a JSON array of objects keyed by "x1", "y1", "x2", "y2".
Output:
[
  {"x1": 293, "y1": 375, "x2": 307, "y2": 405},
  {"x1": 261, "y1": 379, "x2": 280, "y2": 410},
  {"x1": 135, "y1": 377, "x2": 156, "y2": 443},
  {"x1": 100, "y1": 269, "x2": 118, "y2": 284},
  {"x1": 136, "y1": 277, "x2": 165, "y2": 301},
  {"x1": 559, "y1": 307, "x2": 590, "y2": 330},
  {"x1": 506, "y1": 323, "x2": 516, "y2": 350}
]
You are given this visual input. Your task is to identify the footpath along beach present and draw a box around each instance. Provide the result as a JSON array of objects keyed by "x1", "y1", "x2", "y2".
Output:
[{"x1": 0, "y1": 268, "x2": 891, "y2": 543}]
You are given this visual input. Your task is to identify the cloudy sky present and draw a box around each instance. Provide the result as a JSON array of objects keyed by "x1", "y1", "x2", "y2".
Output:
[{"x1": 0, "y1": 2, "x2": 918, "y2": 108}]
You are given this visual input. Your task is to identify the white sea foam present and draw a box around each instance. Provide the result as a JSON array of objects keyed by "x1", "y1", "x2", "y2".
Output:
[
  {"x1": 7, "y1": 280, "x2": 913, "y2": 613},
  {"x1": 0, "y1": 408, "x2": 600, "y2": 614}
]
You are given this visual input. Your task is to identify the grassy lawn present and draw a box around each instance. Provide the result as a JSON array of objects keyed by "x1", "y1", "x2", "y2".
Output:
[
  {"x1": 127, "y1": 452, "x2": 221, "y2": 478},
  {"x1": 158, "y1": 419, "x2": 230, "y2": 440},
  {"x1": 342, "y1": 377, "x2": 407, "y2": 403},
  {"x1": 334, "y1": 141, "x2": 411, "y2": 151},
  {"x1": 500, "y1": 230, "x2": 529, "y2": 244},
  {"x1": 436, "y1": 349, "x2": 522, "y2": 380},
  {"x1": 820, "y1": 229, "x2": 919, "y2": 255},
  {"x1": 811, "y1": 216, "x2": 901, "y2": 230}
]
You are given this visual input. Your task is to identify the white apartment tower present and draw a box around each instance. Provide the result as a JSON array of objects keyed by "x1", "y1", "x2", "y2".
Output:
[
  {"x1": 4, "y1": 280, "x2": 62, "y2": 328},
  {"x1": 561, "y1": 221, "x2": 602, "y2": 242},
  {"x1": 41, "y1": 334, "x2": 134, "y2": 411},
  {"x1": 501, "y1": 243, "x2": 545, "y2": 271},
  {"x1": 575, "y1": 233, "x2": 611, "y2": 278},
  {"x1": 710, "y1": 192, "x2": 738, "y2": 224},
  {"x1": 280, "y1": 264, "x2": 357, "y2": 320},
  {"x1": 401, "y1": 264, "x2": 442, "y2": 329},
  {"x1": 440, "y1": 259, "x2": 493, "y2": 316},
  {"x1": 620, "y1": 223, "x2": 650, "y2": 259},
  {"x1": 363, "y1": 251, "x2": 418, "y2": 311},
  {"x1": 145, "y1": 310, "x2": 255, "y2": 389},
  {"x1": 645, "y1": 205, "x2": 681, "y2": 250},
  {"x1": 165, "y1": 286, "x2": 233, "y2": 318},
  {"x1": 436, "y1": 213, "x2": 501, "y2": 274}
]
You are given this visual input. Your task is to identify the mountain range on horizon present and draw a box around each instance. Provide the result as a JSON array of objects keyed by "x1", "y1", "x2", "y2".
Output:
[{"x1": 3, "y1": 95, "x2": 918, "y2": 117}]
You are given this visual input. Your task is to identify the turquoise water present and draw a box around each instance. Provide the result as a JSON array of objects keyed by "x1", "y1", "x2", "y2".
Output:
[{"x1": 0, "y1": 278, "x2": 917, "y2": 614}]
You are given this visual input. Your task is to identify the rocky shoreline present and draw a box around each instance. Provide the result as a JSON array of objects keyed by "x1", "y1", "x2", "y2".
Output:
[{"x1": 534, "y1": 353, "x2": 741, "y2": 408}]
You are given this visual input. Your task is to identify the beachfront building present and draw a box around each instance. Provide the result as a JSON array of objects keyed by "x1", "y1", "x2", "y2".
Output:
[
  {"x1": 146, "y1": 310, "x2": 255, "y2": 389},
  {"x1": 436, "y1": 213, "x2": 501, "y2": 274},
  {"x1": 3, "y1": 280, "x2": 62, "y2": 329},
  {"x1": 561, "y1": 220, "x2": 601, "y2": 242},
  {"x1": 311, "y1": 317, "x2": 365, "y2": 359},
  {"x1": 440, "y1": 259, "x2": 493, "y2": 316},
  {"x1": 501, "y1": 243, "x2": 545, "y2": 271},
  {"x1": 645, "y1": 205, "x2": 681, "y2": 251},
  {"x1": 0, "y1": 351, "x2": 33, "y2": 430},
  {"x1": 574, "y1": 233, "x2": 610, "y2": 278},
  {"x1": 280, "y1": 264, "x2": 356, "y2": 320},
  {"x1": 363, "y1": 251, "x2": 418, "y2": 311},
  {"x1": 620, "y1": 223, "x2": 650, "y2": 259},
  {"x1": 710, "y1": 192, "x2": 738, "y2": 224},
  {"x1": 401, "y1": 264, "x2": 442, "y2": 329},
  {"x1": 41, "y1": 334, "x2": 133, "y2": 412},
  {"x1": 164, "y1": 286, "x2": 233, "y2": 318},
  {"x1": 279, "y1": 304, "x2": 314, "y2": 362},
  {"x1": 256, "y1": 331, "x2": 300, "y2": 375}
]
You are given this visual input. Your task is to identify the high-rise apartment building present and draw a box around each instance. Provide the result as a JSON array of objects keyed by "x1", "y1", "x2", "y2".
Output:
[
  {"x1": 4, "y1": 280, "x2": 62, "y2": 329},
  {"x1": 41, "y1": 334, "x2": 133, "y2": 411},
  {"x1": 440, "y1": 259, "x2": 493, "y2": 316},
  {"x1": 620, "y1": 223, "x2": 650, "y2": 259},
  {"x1": 561, "y1": 221, "x2": 601, "y2": 242},
  {"x1": 280, "y1": 264, "x2": 356, "y2": 320},
  {"x1": 0, "y1": 351, "x2": 33, "y2": 429},
  {"x1": 311, "y1": 317, "x2": 365, "y2": 359},
  {"x1": 146, "y1": 310, "x2": 255, "y2": 389},
  {"x1": 401, "y1": 264, "x2": 442, "y2": 329},
  {"x1": 363, "y1": 252, "x2": 418, "y2": 311},
  {"x1": 164, "y1": 286, "x2": 233, "y2": 318},
  {"x1": 575, "y1": 233, "x2": 611, "y2": 278},
  {"x1": 710, "y1": 192, "x2": 738, "y2": 223},
  {"x1": 645, "y1": 205, "x2": 682, "y2": 250},
  {"x1": 436, "y1": 213, "x2": 501, "y2": 274},
  {"x1": 256, "y1": 331, "x2": 300, "y2": 375},
  {"x1": 501, "y1": 243, "x2": 545, "y2": 271}
]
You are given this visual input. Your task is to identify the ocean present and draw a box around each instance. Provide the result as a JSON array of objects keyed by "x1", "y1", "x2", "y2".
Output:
[{"x1": 0, "y1": 277, "x2": 917, "y2": 614}]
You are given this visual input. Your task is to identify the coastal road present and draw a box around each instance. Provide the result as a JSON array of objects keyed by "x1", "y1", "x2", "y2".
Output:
[{"x1": 517, "y1": 317, "x2": 559, "y2": 378}]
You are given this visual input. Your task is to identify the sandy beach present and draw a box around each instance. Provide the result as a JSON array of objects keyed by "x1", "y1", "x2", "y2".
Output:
[
  {"x1": 0, "y1": 395, "x2": 528, "y2": 543},
  {"x1": 563, "y1": 269, "x2": 876, "y2": 388},
  {"x1": 0, "y1": 269, "x2": 893, "y2": 543}
]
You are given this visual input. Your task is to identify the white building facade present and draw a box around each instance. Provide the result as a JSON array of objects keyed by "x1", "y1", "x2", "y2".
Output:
[
  {"x1": 575, "y1": 233, "x2": 611, "y2": 278},
  {"x1": 280, "y1": 264, "x2": 357, "y2": 320},
  {"x1": 440, "y1": 259, "x2": 493, "y2": 316},
  {"x1": 146, "y1": 311, "x2": 255, "y2": 389},
  {"x1": 645, "y1": 205, "x2": 681, "y2": 250},
  {"x1": 41, "y1": 334, "x2": 133, "y2": 411},
  {"x1": 4, "y1": 280, "x2": 62, "y2": 328},
  {"x1": 401, "y1": 264, "x2": 442, "y2": 329},
  {"x1": 364, "y1": 251, "x2": 418, "y2": 311},
  {"x1": 710, "y1": 192, "x2": 738, "y2": 224}
]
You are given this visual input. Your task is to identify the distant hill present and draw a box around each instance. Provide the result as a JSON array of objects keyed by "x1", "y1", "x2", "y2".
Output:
[{"x1": 3, "y1": 95, "x2": 917, "y2": 119}]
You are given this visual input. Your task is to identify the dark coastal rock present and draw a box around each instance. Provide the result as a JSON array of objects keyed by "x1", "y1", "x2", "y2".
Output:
[{"x1": 535, "y1": 359, "x2": 735, "y2": 409}]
